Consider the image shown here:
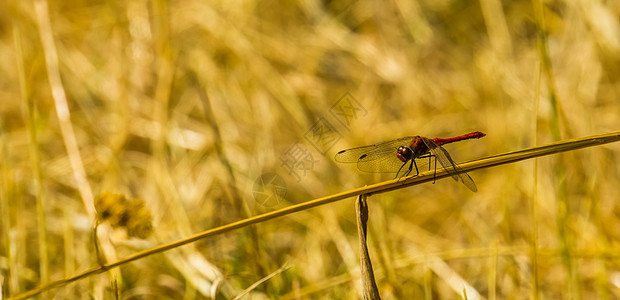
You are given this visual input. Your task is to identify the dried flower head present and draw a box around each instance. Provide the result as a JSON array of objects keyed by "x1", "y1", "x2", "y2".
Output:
[{"x1": 95, "y1": 193, "x2": 153, "y2": 238}]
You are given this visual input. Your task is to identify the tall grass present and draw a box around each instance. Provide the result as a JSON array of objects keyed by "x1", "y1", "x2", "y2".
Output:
[{"x1": 1, "y1": 0, "x2": 619, "y2": 298}]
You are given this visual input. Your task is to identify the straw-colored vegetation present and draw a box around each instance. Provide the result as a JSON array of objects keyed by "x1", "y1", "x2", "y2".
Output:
[{"x1": 2, "y1": 0, "x2": 619, "y2": 299}]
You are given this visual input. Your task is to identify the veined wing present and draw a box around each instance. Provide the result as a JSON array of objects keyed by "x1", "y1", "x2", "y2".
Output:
[
  {"x1": 423, "y1": 139, "x2": 477, "y2": 192},
  {"x1": 334, "y1": 136, "x2": 414, "y2": 173}
]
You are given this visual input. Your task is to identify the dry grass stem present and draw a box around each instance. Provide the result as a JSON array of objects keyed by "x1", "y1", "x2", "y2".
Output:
[
  {"x1": 10, "y1": 130, "x2": 620, "y2": 299},
  {"x1": 3, "y1": 1, "x2": 619, "y2": 298},
  {"x1": 356, "y1": 194, "x2": 381, "y2": 299}
]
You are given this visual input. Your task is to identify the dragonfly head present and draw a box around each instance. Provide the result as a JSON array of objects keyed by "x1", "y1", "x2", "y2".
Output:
[{"x1": 396, "y1": 146, "x2": 413, "y2": 162}]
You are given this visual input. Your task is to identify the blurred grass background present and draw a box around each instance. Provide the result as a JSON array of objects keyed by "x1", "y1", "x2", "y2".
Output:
[{"x1": 1, "y1": 0, "x2": 620, "y2": 298}]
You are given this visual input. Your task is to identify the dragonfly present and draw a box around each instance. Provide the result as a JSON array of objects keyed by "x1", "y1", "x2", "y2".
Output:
[{"x1": 334, "y1": 131, "x2": 485, "y2": 192}]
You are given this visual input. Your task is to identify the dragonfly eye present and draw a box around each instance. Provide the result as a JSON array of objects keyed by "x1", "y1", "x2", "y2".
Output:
[{"x1": 397, "y1": 146, "x2": 412, "y2": 162}]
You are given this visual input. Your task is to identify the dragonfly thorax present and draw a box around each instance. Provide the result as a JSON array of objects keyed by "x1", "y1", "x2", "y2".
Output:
[{"x1": 410, "y1": 136, "x2": 431, "y2": 157}]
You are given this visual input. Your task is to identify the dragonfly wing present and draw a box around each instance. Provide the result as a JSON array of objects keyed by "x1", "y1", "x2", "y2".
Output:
[
  {"x1": 424, "y1": 139, "x2": 478, "y2": 192},
  {"x1": 357, "y1": 148, "x2": 409, "y2": 173},
  {"x1": 456, "y1": 170, "x2": 477, "y2": 192},
  {"x1": 335, "y1": 137, "x2": 414, "y2": 173},
  {"x1": 334, "y1": 145, "x2": 378, "y2": 163}
]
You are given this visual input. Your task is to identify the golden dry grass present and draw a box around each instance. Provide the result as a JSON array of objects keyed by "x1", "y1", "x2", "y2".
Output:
[{"x1": 2, "y1": 0, "x2": 620, "y2": 299}]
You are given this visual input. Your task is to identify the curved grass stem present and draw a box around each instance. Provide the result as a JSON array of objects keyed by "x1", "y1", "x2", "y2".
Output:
[{"x1": 10, "y1": 130, "x2": 620, "y2": 300}]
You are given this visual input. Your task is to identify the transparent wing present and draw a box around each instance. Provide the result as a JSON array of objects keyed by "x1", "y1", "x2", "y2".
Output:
[
  {"x1": 334, "y1": 137, "x2": 415, "y2": 173},
  {"x1": 357, "y1": 148, "x2": 409, "y2": 173},
  {"x1": 424, "y1": 139, "x2": 477, "y2": 192}
]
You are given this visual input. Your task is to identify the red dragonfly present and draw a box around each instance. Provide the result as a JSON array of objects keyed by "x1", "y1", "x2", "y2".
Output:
[{"x1": 334, "y1": 132, "x2": 485, "y2": 192}]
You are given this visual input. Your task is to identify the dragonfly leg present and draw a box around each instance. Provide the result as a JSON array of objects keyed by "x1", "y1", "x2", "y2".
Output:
[
  {"x1": 402, "y1": 159, "x2": 415, "y2": 178},
  {"x1": 432, "y1": 154, "x2": 437, "y2": 184},
  {"x1": 395, "y1": 159, "x2": 418, "y2": 181},
  {"x1": 428, "y1": 154, "x2": 432, "y2": 171},
  {"x1": 417, "y1": 153, "x2": 437, "y2": 184},
  {"x1": 394, "y1": 162, "x2": 408, "y2": 179}
]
